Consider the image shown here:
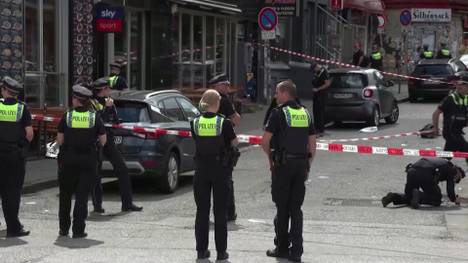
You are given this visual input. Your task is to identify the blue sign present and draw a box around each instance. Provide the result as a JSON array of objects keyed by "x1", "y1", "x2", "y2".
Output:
[
  {"x1": 95, "y1": 6, "x2": 125, "y2": 33},
  {"x1": 96, "y1": 6, "x2": 124, "y2": 20},
  {"x1": 258, "y1": 7, "x2": 278, "y2": 31},
  {"x1": 400, "y1": 10, "x2": 412, "y2": 26}
]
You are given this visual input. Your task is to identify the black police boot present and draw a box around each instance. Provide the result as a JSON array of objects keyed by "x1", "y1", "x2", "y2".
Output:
[
  {"x1": 72, "y1": 232, "x2": 88, "y2": 239},
  {"x1": 93, "y1": 206, "x2": 105, "y2": 213},
  {"x1": 227, "y1": 213, "x2": 237, "y2": 222},
  {"x1": 216, "y1": 251, "x2": 229, "y2": 261},
  {"x1": 122, "y1": 204, "x2": 143, "y2": 212},
  {"x1": 288, "y1": 254, "x2": 302, "y2": 262},
  {"x1": 6, "y1": 228, "x2": 30, "y2": 238},
  {"x1": 381, "y1": 193, "x2": 394, "y2": 207},
  {"x1": 411, "y1": 189, "x2": 421, "y2": 209},
  {"x1": 266, "y1": 248, "x2": 289, "y2": 258},
  {"x1": 59, "y1": 229, "x2": 69, "y2": 237},
  {"x1": 197, "y1": 249, "x2": 210, "y2": 259}
]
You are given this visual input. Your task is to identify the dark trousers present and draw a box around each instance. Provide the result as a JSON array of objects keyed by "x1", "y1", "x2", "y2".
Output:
[
  {"x1": 226, "y1": 169, "x2": 236, "y2": 218},
  {"x1": 444, "y1": 134, "x2": 468, "y2": 165},
  {"x1": 194, "y1": 158, "x2": 229, "y2": 253},
  {"x1": 313, "y1": 93, "x2": 326, "y2": 133},
  {"x1": 272, "y1": 159, "x2": 308, "y2": 256},
  {"x1": 92, "y1": 138, "x2": 133, "y2": 208},
  {"x1": 59, "y1": 151, "x2": 97, "y2": 234},
  {"x1": 0, "y1": 150, "x2": 24, "y2": 233},
  {"x1": 388, "y1": 168, "x2": 442, "y2": 206}
]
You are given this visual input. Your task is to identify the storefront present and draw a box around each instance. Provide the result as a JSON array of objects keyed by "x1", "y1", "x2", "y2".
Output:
[
  {"x1": 383, "y1": 0, "x2": 468, "y2": 73},
  {"x1": 95, "y1": 0, "x2": 242, "y2": 91}
]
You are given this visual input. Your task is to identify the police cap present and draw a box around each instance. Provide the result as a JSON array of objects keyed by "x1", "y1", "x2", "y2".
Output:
[
  {"x1": 92, "y1": 77, "x2": 110, "y2": 90},
  {"x1": 109, "y1": 58, "x2": 127, "y2": 69},
  {"x1": 208, "y1": 74, "x2": 229, "y2": 86},
  {"x1": 1, "y1": 76, "x2": 22, "y2": 94},
  {"x1": 72, "y1": 84, "x2": 93, "y2": 100}
]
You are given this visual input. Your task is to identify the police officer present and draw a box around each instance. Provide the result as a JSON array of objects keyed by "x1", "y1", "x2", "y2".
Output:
[
  {"x1": 0, "y1": 77, "x2": 33, "y2": 237},
  {"x1": 381, "y1": 158, "x2": 464, "y2": 209},
  {"x1": 437, "y1": 43, "x2": 452, "y2": 59},
  {"x1": 108, "y1": 59, "x2": 129, "y2": 91},
  {"x1": 56, "y1": 85, "x2": 107, "y2": 238},
  {"x1": 191, "y1": 89, "x2": 238, "y2": 261},
  {"x1": 262, "y1": 80, "x2": 316, "y2": 263},
  {"x1": 370, "y1": 44, "x2": 384, "y2": 70},
  {"x1": 209, "y1": 74, "x2": 241, "y2": 222},
  {"x1": 311, "y1": 62, "x2": 331, "y2": 137},
  {"x1": 90, "y1": 77, "x2": 142, "y2": 213},
  {"x1": 432, "y1": 76, "x2": 468, "y2": 164},
  {"x1": 420, "y1": 44, "x2": 434, "y2": 59}
]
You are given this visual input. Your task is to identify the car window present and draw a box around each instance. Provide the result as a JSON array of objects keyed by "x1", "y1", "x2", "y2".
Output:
[
  {"x1": 161, "y1": 98, "x2": 186, "y2": 121},
  {"x1": 330, "y1": 73, "x2": 368, "y2": 89},
  {"x1": 414, "y1": 65, "x2": 452, "y2": 76},
  {"x1": 176, "y1": 97, "x2": 200, "y2": 119},
  {"x1": 115, "y1": 101, "x2": 151, "y2": 123}
]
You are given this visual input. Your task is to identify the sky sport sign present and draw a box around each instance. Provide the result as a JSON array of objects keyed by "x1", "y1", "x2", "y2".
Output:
[
  {"x1": 411, "y1": 8, "x2": 451, "y2": 23},
  {"x1": 264, "y1": 0, "x2": 299, "y2": 17}
]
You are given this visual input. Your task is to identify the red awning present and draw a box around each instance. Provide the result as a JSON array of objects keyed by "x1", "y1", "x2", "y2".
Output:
[
  {"x1": 383, "y1": 0, "x2": 468, "y2": 10},
  {"x1": 344, "y1": 0, "x2": 385, "y2": 15}
]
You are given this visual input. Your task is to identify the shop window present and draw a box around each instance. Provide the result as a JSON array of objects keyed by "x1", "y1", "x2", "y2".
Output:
[
  {"x1": 130, "y1": 12, "x2": 143, "y2": 90},
  {"x1": 193, "y1": 15, "x2": 203, "y2": 88},
  {"x1": 206, "y1": 16, "x2": 215, "y2": 82},
  {"x1": 215, "y1": 18, "x2": 226, "y2": 75},
  {"x1": 271, "y1": 18, "x2": 290, "y2": 63},
  {"x1": 26, "y1": 0, "x2": 39, "y2": 72},
  {"x1": 180, "y1": 14, "x2": 191, "y2": 87},
  {"x1": 150, "y1": 12, "x2": 176, "y2": 89}
]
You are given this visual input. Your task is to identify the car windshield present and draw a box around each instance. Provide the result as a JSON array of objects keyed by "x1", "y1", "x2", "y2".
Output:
[
  {"x1": 115, "y1": 101, "x2": 151, "y2": 123},
  {"x1": 414, "y1": 65, "x2": 452, "y2": 76},
  {"x1": 330, "y1": 73, "x2": 368, "y2": 89}
]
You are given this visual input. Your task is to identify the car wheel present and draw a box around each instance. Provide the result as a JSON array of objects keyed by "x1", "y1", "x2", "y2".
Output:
[
  {"x1": 385, "y1": 102, "x2": 399, "y2": 124},
  {"x1": 366, "y1": 107, "x2": 380, "y2": 127},
  {"x1": 157, "y1": 152, "x2": 179, "y2": 194}
]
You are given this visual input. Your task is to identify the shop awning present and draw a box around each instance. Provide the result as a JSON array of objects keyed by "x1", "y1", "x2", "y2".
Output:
[
  {"x1": 345, "y1": 0, "x2": 385, "y2": 15},
  {"x1": 171, "y1": 0, "x2": 242, "y2": 14},
  {"x1": 383, "y1": 0, "x2": 468, "y2": 10}
]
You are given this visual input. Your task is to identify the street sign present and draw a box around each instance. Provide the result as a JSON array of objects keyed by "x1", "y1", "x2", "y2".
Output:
[
  {"x1": 377, "y1": 15, "x2": 386, "y2": 28},
  {"x1": 400, "y1": 9, "x2": 412, "y2": 26},
  {"x1": 96, "y1": 6, "x2": 125, "y2": 33},
  {"x1": 261, "y1": 30, "x2": 276, "y2": 40},
  {"x1": 258, "y1": 7, "x2": 278, "y2": 31}
]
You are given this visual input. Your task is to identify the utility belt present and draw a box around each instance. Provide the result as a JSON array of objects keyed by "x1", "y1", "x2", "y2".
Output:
[
  {"x1": 196, "y1": 146, "x2": 241, "y2": 168},
  {"x1": 272, "y1": 149, "x2": 310, "y2": 166},
  {"x1": 62, "y1": 145, "x2": 97, "y2": 154}
]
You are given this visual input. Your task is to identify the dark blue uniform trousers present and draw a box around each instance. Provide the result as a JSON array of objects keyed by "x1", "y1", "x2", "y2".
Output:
[{"x1": 0, "y1": 150, "x2": 24, "y2": 233}]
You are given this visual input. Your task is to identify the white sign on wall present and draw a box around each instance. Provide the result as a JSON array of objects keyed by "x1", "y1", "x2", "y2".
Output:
[{"x1": 411, "y1": 8, "x2": 452, "y2": 23}]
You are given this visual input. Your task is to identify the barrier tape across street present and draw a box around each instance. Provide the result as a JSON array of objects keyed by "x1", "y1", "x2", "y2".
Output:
[
  {"x1": 33, "y1": 115, "x2": 468, "y2": 159},
  {"x1": 318, "y1": 130, "x2": 434, "y2": 143}
]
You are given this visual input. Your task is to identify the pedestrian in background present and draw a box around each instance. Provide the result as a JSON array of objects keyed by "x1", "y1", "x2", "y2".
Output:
[
  {"x1": 89, "y1": 77, "x2": 142, "y2": 213},
  {"x1": 432, "y1": 75, "x2": 468, "y2": 165},
  {"x1": 0, "y1": 77, "x2": 33, "y2": 237},
  {"x1": 382, "y1": 158, "x2": 464, "y2": 209},
  {"x1": 191, "y1": 89, "x2": 238, "y2": 261},
  {"x1": 108, "y1": 59, "x2": 129, "y2": 91},
  {"x1": 210, "y1": 74, "x2": 241, "y2": 221},
  {"x1": 56, "y1": 85, "x2": 107, "y2": 238},
  {"x1": 262, "y1": 80, "x2": 316, "y2": 263},
  {"x1": 311, "y1": 63, "x2": 331, "y2": 137},
  {"x1": 352, "y1": 42, "x2": 365, "y2": 67}
]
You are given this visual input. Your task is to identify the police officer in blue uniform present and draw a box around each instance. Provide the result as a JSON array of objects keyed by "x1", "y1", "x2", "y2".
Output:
[
  {"x1": 90, "y1": 77, "x2": 142, "y2": 213},
  {"x1": 209, "y1": 74, "x2": 241, "y2": 222},
  {"x1": 432, "y1": 75, "x2": 468, "y2": 164},
  {"x1": 0, "y1": 76, "x2": 33, "y2": 237},
  {"x1": 262, "y1": 80, "x2": 316, "y2": 262},
  {"x1": 108, "y1": 60, "x2": 129, "y2": 91},
  {"x1": 56, "y1": 85, "x2": 107, "y2": 238},
  {"x1": 191, "y1": 89, "x2": 238, "y2": 261}
]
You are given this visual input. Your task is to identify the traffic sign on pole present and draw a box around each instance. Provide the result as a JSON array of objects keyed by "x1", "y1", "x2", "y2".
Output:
[{"x1": 258, "y1": 7, "x2": 278, "y2": 32}]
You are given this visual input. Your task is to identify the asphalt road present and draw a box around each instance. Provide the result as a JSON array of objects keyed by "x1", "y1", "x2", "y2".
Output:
[{"x1": 2, "y1": 101, "x2": 468, "y2": 263}]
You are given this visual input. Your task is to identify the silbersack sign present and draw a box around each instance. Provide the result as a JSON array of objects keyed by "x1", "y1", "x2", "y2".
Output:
[
  {"x1": 411, "y1": 8, "x2": 451, "y2": 23},
  {"x1": 96, "y1": 6, "x2": 125, "y2": 32},
  {"x1": 265, "y1": 0, "x2": 300, "y2": 17}
]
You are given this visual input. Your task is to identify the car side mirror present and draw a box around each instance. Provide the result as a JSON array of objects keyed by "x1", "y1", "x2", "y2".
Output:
[{"x1": 384, "y1": 81, "x2": 394, "y2": 87}]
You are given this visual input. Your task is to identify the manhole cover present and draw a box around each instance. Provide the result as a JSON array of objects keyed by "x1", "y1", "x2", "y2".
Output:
[{"x1": 324, "y1": 198, "x2": 381, "y2": 207}]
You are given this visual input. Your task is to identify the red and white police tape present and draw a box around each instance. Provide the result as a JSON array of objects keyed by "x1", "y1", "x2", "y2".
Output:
[
  {"x1": 32, "y1": 114, "x2": 468, "y2": 159},
  {"x1": 318, "y1": 130, "x2": 434, "y2": 143}
]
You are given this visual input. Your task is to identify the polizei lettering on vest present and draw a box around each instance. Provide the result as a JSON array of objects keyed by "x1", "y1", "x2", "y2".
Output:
[
  {"x1": 199, "y1": 123, "x2": 217, "y2": 129},
  {"x1": 291, "y1": 114, "x2": 307, "y2": 121},
  {"x1": 0, "y1": 109, "x2": 17, "y2": 116},
  {"x1": 73, "y1": 116, "x2": 89, "y2": 122}
]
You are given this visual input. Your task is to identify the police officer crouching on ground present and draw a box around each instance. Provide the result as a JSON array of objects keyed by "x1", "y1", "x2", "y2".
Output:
[
  {"x1": 209, "y1": 74, "x2": 241, "y2": 222},
  {"x1": 261, "y1": 80, "x2": 316, "y2": 262},
  {"x1": 56, "y1": 85, "x2": 107, "y2": 238},
  {"x1": 90, "y1": 77, "x2": 142, "y2": 213},
  {"x1": 382, "y1": 158, "x2": 464, "y2": 209},
  {"x1": 432, "y1": 75, "x2": 468, "y2": 164},
  {"x1": 108, "y1": 59, "x2": 129, "y2": 91},
  {"x1": 0, "y1": 77, "x2": 33, "y2": 237},
  {"x1": 191, "y1": 89, "x2": 238, "y2": 261}
]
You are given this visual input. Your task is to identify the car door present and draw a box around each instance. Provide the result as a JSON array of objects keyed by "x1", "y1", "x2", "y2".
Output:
[
  {"x1": 374, "y1": 71, "x2": 393, "y2": 116},
  {"x1": 175, "y1": 96, "x2": 200, "y2": 171}
]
